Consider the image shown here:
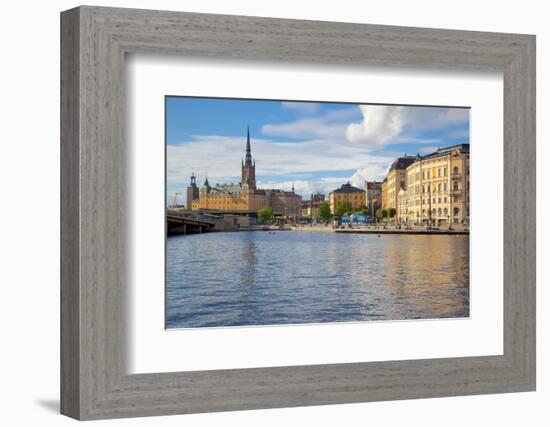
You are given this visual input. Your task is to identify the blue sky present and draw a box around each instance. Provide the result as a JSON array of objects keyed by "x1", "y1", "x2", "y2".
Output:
[{"x1": 166, "y1": 97, "x2": 469, "y2": 206}]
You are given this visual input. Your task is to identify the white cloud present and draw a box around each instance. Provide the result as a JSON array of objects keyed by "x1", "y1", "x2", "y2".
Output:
[
  {"x1": 349, "y1": 165, "x2": 388, "y2": 187},
  {"x1": 261, "y1": 107, "x2": 359, "y2": 139},
  {"x1": 258, "y1": 177, "x2": 358, "y2": 199},
  {"x1": 167, "y1": 134, "x2": 394, "y2": 205},
  {"x1": 257, "y1": 179, "x2": 329, "y2": 198},
  {"x1": 167, "y1": 104, "x2": 468, "y2": 205},
  {"x1": 346, "y1": 105, "x2": 406, "y2": 146},
  {"x1": 346, "y1": 105, "x2": 469, "y2": 147},
  {"x1": 264, "y1": 104, "x2": 468, "y2": 146}
]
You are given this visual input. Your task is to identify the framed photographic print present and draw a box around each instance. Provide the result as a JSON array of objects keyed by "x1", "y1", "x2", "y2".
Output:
[{"x1": 61, "y1": 6, "x2": 536, "y2": 420}]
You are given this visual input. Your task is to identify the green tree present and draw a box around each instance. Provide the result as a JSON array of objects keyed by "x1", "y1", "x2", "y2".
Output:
[
  {"x1": 258, "y1": 206, "x2": 274, "y2": 224},
  {"x1": 353, "y1": 204, "x2": 369, "y2": 215},
  {"x1": 387, "y1": 208, "x2": 396, "y2": 218},
  {"x1": 317, "y1": 201, "x2": 332, "y2": 221},
  {"x1": 376, "y1": 208, "x2": 387, "y2": 221},
  {"x1": 335, "y1": 200, "x2": 353, "y2": 217}
]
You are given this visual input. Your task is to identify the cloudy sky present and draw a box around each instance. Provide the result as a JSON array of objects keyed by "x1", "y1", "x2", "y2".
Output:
[{"x1": 166, "y1": 97, "x2": 469, "y2": 206}]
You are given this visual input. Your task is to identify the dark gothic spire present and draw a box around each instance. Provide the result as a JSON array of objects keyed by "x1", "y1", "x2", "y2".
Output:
[{"x1": 244, "y1": 126, "x2": 253, "y2": 167}]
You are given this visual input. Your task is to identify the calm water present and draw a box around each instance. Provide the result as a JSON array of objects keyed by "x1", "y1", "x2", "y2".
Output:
[{"x1": 166, "y1": 231, "x2": 469, "y2": 329}]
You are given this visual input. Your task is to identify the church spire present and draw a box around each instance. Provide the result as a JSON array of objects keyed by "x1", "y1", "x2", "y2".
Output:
[
  {"x1": 241, "y1": 126, "x2": 256, "y2": 190},
  {"x1": 244, "y1": 125, "x2": 253, "y2": 167}
]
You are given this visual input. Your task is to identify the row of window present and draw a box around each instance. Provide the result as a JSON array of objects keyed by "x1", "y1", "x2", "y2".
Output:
[
  {"x1": 419, "y1": 180, "x2": 470, "y2": 194},
  {"x1": 423, "y1": 167, "x2": 447, "y2": 179},
  {"x1": 405, "y1": 194, "x2": 468, "y2": 206},
  {"x1": 411, "y1": 207, "x2": 468, "y2": 217},
  {"x1": 420, "y1": 165, "x2": 470, "y2": 180}
]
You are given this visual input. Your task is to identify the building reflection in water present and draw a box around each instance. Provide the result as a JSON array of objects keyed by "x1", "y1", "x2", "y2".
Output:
[{"x1": 380, "y1": 235, "x2": 469, "y2": 319}]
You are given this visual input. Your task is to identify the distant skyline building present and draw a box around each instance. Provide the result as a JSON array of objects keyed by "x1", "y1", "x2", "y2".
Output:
[
  {"x1": 186, "y1": 128, "x2": 301, "y2": 218},
  {"x1": 365, "y1": 181, "x2": 383, "y2": 215},
  {"x1": 185, "y1": 172, "x2": 199, "y2": 209},
  {"x1": 329, "y1": 182, "x2": 366, "y2": 214},
  {"x1": 301, "y1": 192, "x2": 326, "y2": 218}
]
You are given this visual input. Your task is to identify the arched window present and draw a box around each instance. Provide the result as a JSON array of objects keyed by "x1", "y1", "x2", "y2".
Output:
[
  {"x1": 437, "y1": 208, "x2": 442, "y2": 216},
  {"x1": 453, "y1": 166, "x2": 459, "y2": 175},
  {"x1": 453, "y1": 182, "x2": 459, "y2": 191},
  {"x1": 453, "y1": 207, "x2": 460, "y2": 223},
  {"x1": 444, "y1": 207, "x2": 448, "y2": 216}
]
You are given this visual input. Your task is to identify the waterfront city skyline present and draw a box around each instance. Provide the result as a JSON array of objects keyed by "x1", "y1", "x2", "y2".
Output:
[
  {"x1": 166, "y1": 97, "x2": 469, "y2": 206},
  {"x1": 166, "y1": 97, "x2": 470, "y2": 329}
]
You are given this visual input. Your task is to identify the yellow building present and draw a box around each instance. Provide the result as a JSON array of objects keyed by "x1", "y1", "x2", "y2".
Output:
[
  {"x1": 381, "y1": 178, "x2": 388, "y2": 209},
  {"x1": 397, "y1": 154, "x2": 423, "y2": 221},
  {"x1": 329, "y1": 182, "x2": 366, "y2": 214},
  {"x1": 396, "y1": 144, "x2": 470, "y2": 225},
  {"x1": 199, "y1": 180, "x2": 267, "y2": 212},
  {"x1": 385, "y1": 156, "x2": 416, "y2": 212}
]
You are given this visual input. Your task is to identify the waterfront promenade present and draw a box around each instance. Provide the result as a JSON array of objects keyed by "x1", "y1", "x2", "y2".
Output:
[
  {"x1": 292, "y1": 224, "x2": 469, "y2": 235},
  {"x1": 166, "y1": 213, "x2": 470, "y2": 236}
]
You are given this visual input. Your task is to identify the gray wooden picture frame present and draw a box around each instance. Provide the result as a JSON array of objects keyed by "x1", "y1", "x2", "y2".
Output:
[{"x1": 60, "y1": 5, "x2": 536, "y2": 420}]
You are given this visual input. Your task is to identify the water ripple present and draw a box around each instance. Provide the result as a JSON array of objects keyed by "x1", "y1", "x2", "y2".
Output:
[{"x1": 166, "y1": 231, "x2": 469, "y2": 328}]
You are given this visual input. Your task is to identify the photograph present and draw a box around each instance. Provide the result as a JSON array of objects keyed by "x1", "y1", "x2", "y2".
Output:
[{"x1": 165, "y1": 97, "x2": 471, "y2": 329}]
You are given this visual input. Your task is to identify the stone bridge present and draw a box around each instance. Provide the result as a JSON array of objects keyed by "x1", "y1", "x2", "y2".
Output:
[{"x1": 166, "y1": 215, "x2": 214, "y2": 236}]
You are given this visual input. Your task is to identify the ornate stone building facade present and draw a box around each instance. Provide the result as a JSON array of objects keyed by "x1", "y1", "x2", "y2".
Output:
[
  {"x1": 395, "y1": 144, "x2": 470, "y2": 225},
  {"x1": 385, "y1": 156, "x2": 416, "y2": 211},
  {"x1": 381, "y1": 177, "x2": 388, "y2": 209},
  {"x1": 188, "y1": 128, "x2": 301, "y2": 218}
]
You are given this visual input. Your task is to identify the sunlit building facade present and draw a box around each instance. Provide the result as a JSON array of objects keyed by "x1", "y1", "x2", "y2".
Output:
[
  {"x1": 381, "y1": 178, "x2": 388, "y2": 209},
  {"x1": 329, "y1": 182, "x2": 366, "y2": 214},
  {"x1": 395, "y1": 144, "x2": 470, "y2": 225},
  {"x1": 386, "y1": 156, "x2": 416, "y2": 211}
]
